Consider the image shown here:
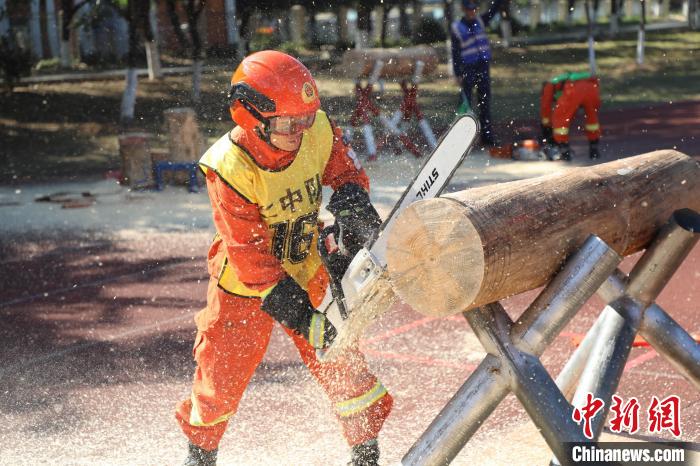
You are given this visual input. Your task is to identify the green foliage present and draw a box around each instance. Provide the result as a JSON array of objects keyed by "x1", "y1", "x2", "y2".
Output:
[
  {"x1": 249, "y1": 31, "x2": 282, "y2": 52},
  {"x1": 0, "y1": 38, "x2": 32, "y2": 91},
  {"x1": 35, "y1": 58, "x2": 62, "y2": 72},
  {"x1": 110, "y1": 0, "x2": 129, "y2": 12},
  {"x1": 278, "y1": 41, "x2": 303, "y2": 56},
  {"x1": 413, "y1": 16, "x2": 447, "y2": 44}
]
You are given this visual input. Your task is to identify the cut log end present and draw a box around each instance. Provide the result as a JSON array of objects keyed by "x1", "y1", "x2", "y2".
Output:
[
  {"x1": 385, "y1": 150, "x2": 699, "y2": 318},
  {"x1": 386, "y1": 198, "x2": 485, "y2": 317}
]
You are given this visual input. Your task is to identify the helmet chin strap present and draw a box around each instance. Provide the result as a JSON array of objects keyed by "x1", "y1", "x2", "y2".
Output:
[{"x1": 254, "y1": 125, "x2": 274, "y2": 146}]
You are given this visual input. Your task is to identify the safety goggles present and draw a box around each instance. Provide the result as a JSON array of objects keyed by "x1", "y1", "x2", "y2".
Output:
[{"x1": 268, "y1": 113, "x2": 316, "y2": 135}]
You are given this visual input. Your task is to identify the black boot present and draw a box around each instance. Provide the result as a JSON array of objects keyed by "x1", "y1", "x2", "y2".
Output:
[
  {"x1": 541, "y1": 124, "x2": 553, "y2": 146},
  {"x1": 349, "y1": 438, "x2": 380, "y2": 466},
  {"x1": 184, "y1": 442, "x2": 217, "y2": 466},
  {"x1": 559, "y1": 143, "x2": 573, "y2": 161},
  {"x1": 589, "y1": 140, "x2": 600, "y2": 159},
  {"x1": 542, "y1": 143, "x2": 572, "y2": 161}
]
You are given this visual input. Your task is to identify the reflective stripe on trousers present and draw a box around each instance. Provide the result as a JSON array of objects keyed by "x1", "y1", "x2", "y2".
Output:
[
  {"x1": 189, "y1": 393, "x2": 235, "y2": 427},
  {"x1": 336, "y1": 381, "x2": 388, "y2": 417}
]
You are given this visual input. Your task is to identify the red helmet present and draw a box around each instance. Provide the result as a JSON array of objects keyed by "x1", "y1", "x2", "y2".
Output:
[{"x1": 228, "y1": 51, "x2": 320, "y2": 133}]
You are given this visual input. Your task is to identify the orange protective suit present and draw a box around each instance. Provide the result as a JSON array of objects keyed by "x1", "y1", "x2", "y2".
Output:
[
  {"x1": 175, "y1": 117, "x2": 392, "y2": 452},
  {"x1": 540, "y1": 74, "x2": 601, "y2": 144}
]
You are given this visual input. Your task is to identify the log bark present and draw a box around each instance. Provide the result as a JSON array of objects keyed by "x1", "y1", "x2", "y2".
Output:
[{"x1": 386, "y1": 150, "x2": 700, "y2": 317}]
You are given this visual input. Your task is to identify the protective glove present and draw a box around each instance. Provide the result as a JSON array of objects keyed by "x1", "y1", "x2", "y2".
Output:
[
  {"x1": 326, "y1": 183, "x2": 382, "y2": 257},
  {"x1": 261, "y1": 276, "x2": 337, "y2": 349}
]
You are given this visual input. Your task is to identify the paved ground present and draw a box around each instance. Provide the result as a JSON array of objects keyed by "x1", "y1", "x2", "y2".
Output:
[{"x1": 0, "y1": 101, "x2": 699, "y2": 465}]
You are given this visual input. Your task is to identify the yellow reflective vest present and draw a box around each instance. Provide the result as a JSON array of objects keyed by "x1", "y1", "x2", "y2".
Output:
[{"x1": 199, "y1": 110, "x2": 333, "y2": 297}]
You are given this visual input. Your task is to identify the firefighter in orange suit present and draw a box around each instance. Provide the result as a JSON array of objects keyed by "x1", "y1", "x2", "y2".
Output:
[
  {"x1": 175, "y1": 51, "x2": 392, "y2": 466},
  {"x1": 540, "y1": 71, "x2": 601, "y2": 161}
]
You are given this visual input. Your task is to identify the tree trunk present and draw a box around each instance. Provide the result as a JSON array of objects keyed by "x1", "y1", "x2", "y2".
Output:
[
  {"x1": 443, "y1": 0, "x2": 454, "y2": 75},
  {"x1": 662, "y1": 0, "x2": 670, "y2": 16},
  {"x1": 499, "y1": 0, "x2": 512, "y2": 48},
  {"x1": 0, "y1": 0, "x2": 9, "y2": 39},
  {"x1": 59, "y1": 1, "x2": 74, "y2": 67},
  {"x1": 610, "y1": 0, "x2": 621, "y2": 35},
  {"x1": 45, "y1": 0, "x2": 60, "y2": 58},
  {"x1": 30, "y1": 0, "x2": 43, "y2": 58},
  {"x1": 120, "y1": 0, "x2": 140, "y2": 124},
  {"x1": 557, "y1": 0, "x2": 568, "y2": 21},
  {"x1": 689, "y1": 0, "x2": 698, "y2": 29},
  {"x1": 379, "y1": 4, "x2": 389, "y2": 48},
  {"x1": 224, "y1": 0, "x2": 242, "y2": 56},
  {"x1": 60, "y1": 40, "x2": 72, "y2": 66},
  {"x1": 411, "y1": 0, "x2": 422, "y2": 42},
  {"x1": 637, "y1": 0, "x2": 646, "y2": 64},
  {"x1": 165, "y1": 0, "x2": 189, "y2": 55},
  {"x1": 145, "y1": 1, "x2": 162, "y2": 80},
  {"x1": 309, "y1": 11, "x2": 319, "y2": 48},
  {"x1": 567, "y1": 0, "x2": 576, "y2": 22},
  {"x1": 121, "y1": 67, "x2": 139, "y2": 123},
  {"x1": 399, "y1": 3, "x2": 411, "y2": 38},
  {"x1": 337, "y1": 5, "x2": 350, "y2": 45},
  {"x1": 290, "y1": 5, "x2": 306, "y2": 44},
  {"x1": 585, "y1": 0, "x2": 597, "y2": 74},
  {"x1": 238, "y1": 5, "x2": 251, "y2": 53},
  {"x1": 185, "y1": 0, "x2": 204, "y2": 103},
  {"x1": 386, "y1": 150, "x2": 700, "y2": 317},
  {"x1": 593, "y1": 0, "x2": 601, "y2": 18},
  {"x1": 356, "y1": 1, "x2": 372, "y2": 49}
]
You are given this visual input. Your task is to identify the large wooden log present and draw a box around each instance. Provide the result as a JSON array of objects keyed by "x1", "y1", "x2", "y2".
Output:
[
  {"x1": 341, "y1": 46, "x2": 440, "y2": 79},
  {"x1": 386, "y1": 150, "x2": 700, "y2": 317}
]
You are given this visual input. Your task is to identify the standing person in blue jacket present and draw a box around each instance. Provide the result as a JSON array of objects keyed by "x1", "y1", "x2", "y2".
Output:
[{"x1": 451, "y1": 0, "x2": 504, "y2": 147}]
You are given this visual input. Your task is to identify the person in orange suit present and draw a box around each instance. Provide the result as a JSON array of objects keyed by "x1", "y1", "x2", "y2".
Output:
[
  {"x1": 540, "y1": 71, "x2": 601, "y2": 161},
  {"x1": 175, "y1": 51, "x2": 392, "y2": 466}
]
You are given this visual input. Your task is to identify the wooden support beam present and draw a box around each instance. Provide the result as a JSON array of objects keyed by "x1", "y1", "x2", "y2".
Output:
[
  {"x1": 341, "y1": 46, "x2": 439, "y2": 79},
  {"x1": 386, "y1": 150, "x2": 700, "y2": 317}
]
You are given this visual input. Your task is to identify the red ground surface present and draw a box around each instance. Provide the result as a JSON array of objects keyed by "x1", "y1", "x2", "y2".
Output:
[
  {"x1": 498, "y1": 99, "x2": 700, "y2": 159},
  {"x1": 1, "y1": 101, "x2": 699, "y2": 465}
]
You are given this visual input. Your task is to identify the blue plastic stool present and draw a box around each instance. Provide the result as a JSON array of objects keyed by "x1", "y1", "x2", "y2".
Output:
[{"x1": 153, "y1": 161, "x2": 200, "y2": 193}]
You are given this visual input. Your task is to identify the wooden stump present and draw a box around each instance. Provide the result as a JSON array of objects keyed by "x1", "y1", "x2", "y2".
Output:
[
  {"x1": 386, "y1": 150, "x2": 700, "y2": 317},
  {"x1": 118, "y1": 133, "x2": 153, "y2": 189},
  {"x1": 163, "y1": 107, "x2": 205, "y2": 184}
]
